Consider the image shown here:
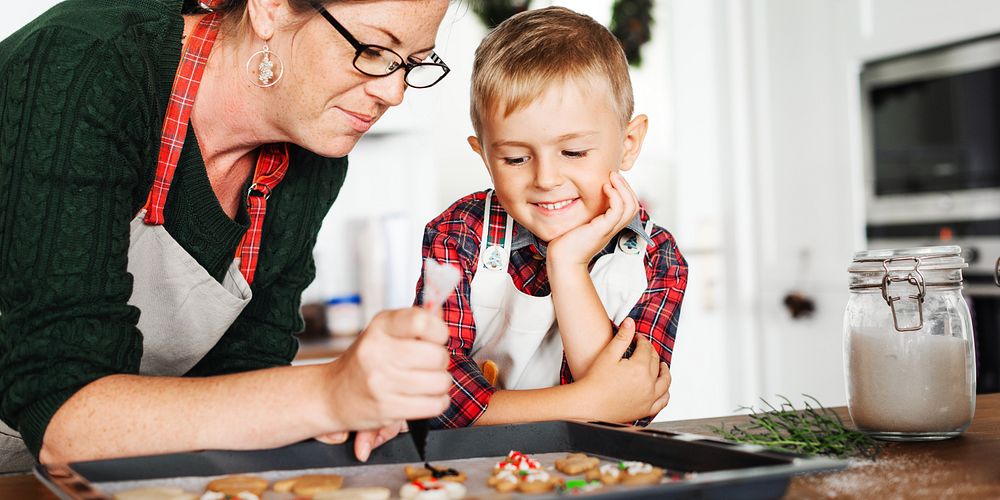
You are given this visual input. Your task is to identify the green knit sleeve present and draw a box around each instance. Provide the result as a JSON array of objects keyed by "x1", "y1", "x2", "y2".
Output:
[
  {"x1": 0, "y1": 27, "x2": 153, "y2": 457},
  {"x1": 188, "y1": 151, "x2": 348, "y2": 376}
]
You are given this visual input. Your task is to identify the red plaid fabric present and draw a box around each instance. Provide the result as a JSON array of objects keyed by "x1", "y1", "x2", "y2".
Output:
[
  {"x1": 144, "y1": 12, "x2": 289, "y2": 285},
  {"x1": 415, "y1": 191, "x2": 688, "y2": 428},
  {"x1": 144, "y1": 13, "x2": 221, "y2": 225},
  {"x1": 237, "y1": 143, "x2": 289, "y2": 284}
]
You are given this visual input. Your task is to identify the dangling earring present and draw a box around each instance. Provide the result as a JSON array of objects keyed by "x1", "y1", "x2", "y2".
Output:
[{"x1": 245, "y1": 40, "x2": 284, "y2": 88}]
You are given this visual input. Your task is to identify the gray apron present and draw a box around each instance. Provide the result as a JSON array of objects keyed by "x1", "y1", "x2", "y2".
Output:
[{"x1": 0, "y1": 208, "x2": 253, "y2": 473}]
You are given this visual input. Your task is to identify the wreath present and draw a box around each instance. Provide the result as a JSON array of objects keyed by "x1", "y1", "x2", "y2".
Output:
[{"x1": 470, "y1": 0, "x2": 654, "y2": 67}]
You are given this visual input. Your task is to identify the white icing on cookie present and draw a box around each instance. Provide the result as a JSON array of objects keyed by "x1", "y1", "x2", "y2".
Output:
[
  {"x1": 522, "y1": 470, "x2": 551, "y2": 483},
  {"x1": 599, "y1": 464, "x2": 621, "y2": 478},
  {"x1": 621, "y1": 461, "x2": 653, "y2": 475},
  {"x1": 399, "y1": 479, "x2": 466, "y2": 500},
  {"x1": 493, "y1": 470, "x2": 519, "y2": 484}
]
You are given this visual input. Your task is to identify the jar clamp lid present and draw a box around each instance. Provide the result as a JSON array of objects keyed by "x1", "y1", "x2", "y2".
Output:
[{"x1": 848, "y1": 246, "x2": 967, "y2": 332}]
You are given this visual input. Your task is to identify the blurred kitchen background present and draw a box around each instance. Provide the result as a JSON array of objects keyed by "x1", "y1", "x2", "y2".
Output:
[{"x1": 6, "y1": 1, "x2": 1000, "y2": 422}]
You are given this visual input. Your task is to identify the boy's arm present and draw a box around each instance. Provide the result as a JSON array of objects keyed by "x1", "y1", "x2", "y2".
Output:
[
  {"x1": 547, "y1": 261, "x2": 614, "y2": 378},
  {"x1": 547, "y1": 173, "x2": 639, "y2": 378}
]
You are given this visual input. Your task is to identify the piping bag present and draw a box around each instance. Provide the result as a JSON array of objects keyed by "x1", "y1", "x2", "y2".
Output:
[{"x1": 409, "y1": 259, "x2": 461, "y2": 462}]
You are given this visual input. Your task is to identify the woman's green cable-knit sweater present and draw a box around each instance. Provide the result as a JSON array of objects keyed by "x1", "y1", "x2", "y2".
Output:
[{"x1": 0, "y1": 0, "x2": 348, "y2": 457}]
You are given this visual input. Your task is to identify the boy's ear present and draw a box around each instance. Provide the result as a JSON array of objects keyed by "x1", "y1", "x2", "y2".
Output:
[
  {"x1": 246, "y1": 0, "x2": 284, "y2": 40},
  {"x1": 467, "y1": 135, "x2": 483, "y2": 156},
  {"x1": 619, "y1": 114, "x2": 649, "y2": 172}
]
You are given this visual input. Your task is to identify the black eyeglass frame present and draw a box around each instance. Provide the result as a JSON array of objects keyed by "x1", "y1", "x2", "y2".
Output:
[{"x1": 311, "y1": 2, "x2": 450, "y2": 89}]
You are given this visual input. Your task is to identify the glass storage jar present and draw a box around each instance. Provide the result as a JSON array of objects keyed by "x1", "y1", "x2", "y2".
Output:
[{"x1": 844, "y1": 245, "x2": 976, "y2": 441}]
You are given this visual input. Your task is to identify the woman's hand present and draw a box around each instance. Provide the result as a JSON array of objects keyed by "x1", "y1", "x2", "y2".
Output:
[
  {"x1": 575, "y1": 318, "x2": 671, "y2": 423},
  {"x1": 322, "y1": 308, "x2": 451, "y2": 451},
  {"x1": 547, "y1": 172, "x2": 639, "y2": 269},
  {"x1": 315, "y1": 420, "x2": 406, "y2": 462}
]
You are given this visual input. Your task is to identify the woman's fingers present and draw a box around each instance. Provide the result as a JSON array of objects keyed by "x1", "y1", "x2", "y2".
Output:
[
  {"x1": 392, "y1": 339, "x2": 450, "y2": 370},
  {"x1": 388, "y1": 369, "x2": 454, "y2": 396},
  {"x1": 381, "y1": 308, "x2": 449, "y2": 345},
  {"x1": 354, "y1": 429, "x2": 378, "y2": 462},
  {"x1": 315, "y1": 431, "x2": 349, "y2": 445}
]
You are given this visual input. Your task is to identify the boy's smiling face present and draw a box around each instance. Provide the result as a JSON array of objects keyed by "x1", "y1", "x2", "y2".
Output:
[{"x1": 469, "y1": 77, "x2": 647, "y2": 243}]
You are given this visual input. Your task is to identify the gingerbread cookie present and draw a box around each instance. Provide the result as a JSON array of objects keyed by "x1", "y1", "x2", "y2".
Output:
[
  {"x1": 487, "y1": 451, "x2": 559, "y2": 494},
  {"x1": 113, "y1": 487, "x2": 198, "y2": 500},
  {"x1": 516, "y1": 469, "x2": 560, "y2": 494},
  {"x1": 404, "y1": 463, "x2": 467, "y2": 483},
  {"x1": 585, "y1": 461, "x2": 664, "y2": 485},
  {"x1": 205, "y1": 475, "x2": 268, "y2": 497},
  {"x1": 313, "y1": 487, "x2": 391, "y2": 500},
  {"x1": 399, "y1": 477, "x2": 467, "y2": 500},
  {"x1": 554, "y1": 453, "x2": 600, "y2": 475},
  {"x1": 618, "y1": 461, "x2": 665, "y2": 486},
  {"x1": 486, "y1": 469, "x2": 519, "y2": 493}
]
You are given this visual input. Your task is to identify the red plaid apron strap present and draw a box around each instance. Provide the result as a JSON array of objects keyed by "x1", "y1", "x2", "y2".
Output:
[
  {"x1": 144, "y1": 11, "x2": 290, "y2": 285},
  {"x1": 144, "y1": 13, "x2": 221, "y2": 224},
  {"x1": 486, "y1": 191, "x2": 508, "y2": 248},
  {"x1": 236, "y1": 144, "x2": 289, "y2": 284}
]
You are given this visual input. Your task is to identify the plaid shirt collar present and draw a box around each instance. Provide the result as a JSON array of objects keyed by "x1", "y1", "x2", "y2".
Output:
[{"x1": 509, "y1": 214, "x2": 654, "y2": 258}]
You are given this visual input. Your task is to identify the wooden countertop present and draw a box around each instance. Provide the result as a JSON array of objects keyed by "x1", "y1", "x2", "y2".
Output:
[
  {"x1": 649, "y1": 392, "x2": 1000, "y2": 499},
  {"x1": 6, "y1": 393, "x2": 999, "y2": 499}
]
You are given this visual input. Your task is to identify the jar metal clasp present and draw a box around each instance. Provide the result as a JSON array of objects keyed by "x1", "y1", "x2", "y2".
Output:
[
  {"x1": 880, "y1": 256, "x2": 926, "y2": 332},
  {"x1": 993, "y1": 255, "x2": 999, "y2": 287}
]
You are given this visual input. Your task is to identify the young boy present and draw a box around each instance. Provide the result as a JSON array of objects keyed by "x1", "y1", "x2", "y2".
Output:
[{"x1": 414, "y1": 7, "x2": 688, "y2": 428}]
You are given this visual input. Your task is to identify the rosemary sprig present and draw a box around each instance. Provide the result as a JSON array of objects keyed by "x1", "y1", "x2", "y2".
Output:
[{"x1": 710, "y1": 395, "x2": 881, "y2": 460}]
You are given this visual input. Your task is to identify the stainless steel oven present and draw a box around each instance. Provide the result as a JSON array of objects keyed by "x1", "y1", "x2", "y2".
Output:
[{"x1": 862, "y1": 35, "x2": 1000, "y2": 392}]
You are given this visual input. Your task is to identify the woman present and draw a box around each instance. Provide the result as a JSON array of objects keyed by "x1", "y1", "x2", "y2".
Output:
[{"x1": 0, "y1": 0, "x2": 452, "y2": 471}]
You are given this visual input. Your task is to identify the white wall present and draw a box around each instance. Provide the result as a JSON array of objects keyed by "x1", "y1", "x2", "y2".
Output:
[
  {"x1": 2, "y1": 3, "x2": 61, "y2": 39},
  {"x1": 707, "y1": 0, "x2": 1000, "y2": 417}
]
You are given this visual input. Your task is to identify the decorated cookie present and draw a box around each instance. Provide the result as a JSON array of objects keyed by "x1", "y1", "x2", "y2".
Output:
[
  {"x1": 516, "y1": 469, "x2": 560, "y2": 494},
  {"x1": 585, "y1": 461, "x2": 664, "y2": 485},
  {"x1": 554, "y1": 453, "x2": 600, "y2": 475},
  {"x1": 399, "y1": 477, "x2": 467, "y2": 500},
  {"x1": 312, "y1": 487, "x2": 392, "y2": 500},
  {"x1": 493, "y1": 450, "x2": 542, "y2": 474},
  {"x1": 404, "y1": 463, "x2": 467, "y2": 483},
  {"x1": 585, "y1": 463, "x2": 622, "y2": 484},
  {"x1": 618, "y1": 461, "x2": 665, "y2": 486},
  {"x1": 205, "y1": 475, "x2": 268, "y2": 497},
  {"x1": 113, "y1": 487, "x2": 198, "y2": 500},
  {"x1": 486, "y1": 469, "x2": 519, "y2": 493},
  {"x1": 487, "y1": 451, "x2": 559, "y2": 494}
]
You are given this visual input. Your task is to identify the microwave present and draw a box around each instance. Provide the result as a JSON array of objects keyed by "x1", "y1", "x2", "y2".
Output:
[{"x1": 862, "y1": 35, "x2": 1000, "y2": 280}]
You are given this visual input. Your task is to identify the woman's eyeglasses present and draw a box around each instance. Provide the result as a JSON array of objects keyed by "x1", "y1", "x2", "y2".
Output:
[{"x1": 312, "y1": 2, "x2": 450, "y2": 89}]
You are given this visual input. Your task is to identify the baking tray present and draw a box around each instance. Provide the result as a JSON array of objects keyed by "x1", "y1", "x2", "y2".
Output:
[{"x1": 35, "y1": 420, "x2": 847, "y2": 499}]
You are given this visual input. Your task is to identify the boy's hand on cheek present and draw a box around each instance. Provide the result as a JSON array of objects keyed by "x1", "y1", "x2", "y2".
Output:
[{"x1": 547, "y1": 172, "x2": 639, "y2": 270}]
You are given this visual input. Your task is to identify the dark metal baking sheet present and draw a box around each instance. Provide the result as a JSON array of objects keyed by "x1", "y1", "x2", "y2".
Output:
[{"x1": 35, "y1": 421, "x2": 847, "y2": 499}]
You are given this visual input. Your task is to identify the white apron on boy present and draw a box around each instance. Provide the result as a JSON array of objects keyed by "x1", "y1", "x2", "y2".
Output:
[{"x1": 469, "y1": 191, "x2": 653, "y2": 390}]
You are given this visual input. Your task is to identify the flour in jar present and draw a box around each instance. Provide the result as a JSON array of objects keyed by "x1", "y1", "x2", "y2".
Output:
[{"x1": 847, "y1": 327, "x2": 973, "y2": 433}]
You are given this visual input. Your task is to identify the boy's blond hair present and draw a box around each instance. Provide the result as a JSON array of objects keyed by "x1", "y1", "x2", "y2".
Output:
[{"x1": 470, "y1": 6, "x2": 634, "y2": 136}]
